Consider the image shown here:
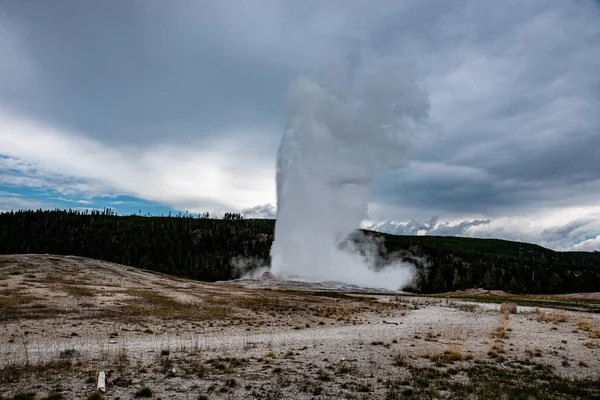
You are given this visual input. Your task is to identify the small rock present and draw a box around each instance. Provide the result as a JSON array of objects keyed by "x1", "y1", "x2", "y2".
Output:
[
  {"x1": 59, "y1": 349, "x2": 81, "y2": 359},
  {"x1": 113, "y1": 377, "x2": 132, "y2": 387}
]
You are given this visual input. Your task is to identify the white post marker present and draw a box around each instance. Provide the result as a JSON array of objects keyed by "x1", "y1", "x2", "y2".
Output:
[{"x1": 97, "y1": 371, "x2": 106, "y2": 393}]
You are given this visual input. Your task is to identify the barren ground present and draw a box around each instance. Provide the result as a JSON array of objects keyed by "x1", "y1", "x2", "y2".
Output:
[{"x1": 1, "y1": 254, "x2": 599, "y2": 399}]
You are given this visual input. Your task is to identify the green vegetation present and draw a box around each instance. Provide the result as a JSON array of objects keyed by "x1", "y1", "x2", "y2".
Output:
[
  {"x1": 8, "y1": 394, "x2": 36, "y2": 400},
  {"x1": 0, "y1": 209, "x2": 272, "y2": 282},
  {"x1": 42, "y1": 394, "x2": 64, "y2": 400},
  {"x1": 382, "y1": 364, "x2": 600, "y2": 399},
  {"x1": 0, "y1": 360, "x2": 72, "y2": 387},
  {"x1": 379, "y1": 232, "x2": 600, "y2": 293},
  {"x1": 0, "y1": 210, "x2": 599, "y2": 294},
  {"x1": 427, "y1": 292, "x2": 600, "y2": 313},
  {"x1": 0, "y1": 394, "x2": 64, "y2": 400}
]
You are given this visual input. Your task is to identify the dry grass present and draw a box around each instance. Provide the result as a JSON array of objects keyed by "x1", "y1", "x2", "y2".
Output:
[
  {"x1": 433, "y1": 291, "x2": 600, "y2": 309},
  {"x1": 487, "y1": 343, "x2": 506, "y2": 361},
  {"x1": 500, "y1": 302, "x2": 517, "y2": 314},
  {"x1": 425, "y1": 331, "x2": 440, "y2": 341},
  {"x1": 428, "y1": 345, "x2": 463, "y2": 366},
  {"x1": 575, "y1": 318, "x2": 600, "y2": 339},
  {"x1": 488, "y1": 314, "x2": 509, "y2": 362},
  {"x1": 0, "y1": 360, "x2": 73, "y2": 385},
  {"x1": 535, "y1": 308, "x2": 568, "y2": 324},
  {"x1": 0, "y1": 289, "x2": 61, "y2": 321},
  {"x1": 491, "y1": 327, "x2": 508, "y2": 339},
  {"x1": 491, "y1": 317, "x2": 509, "y2": 339},
  {"x1": 0, "y1": 255, "x2": 396, "y2": 332},
  {"x1": 392, "y1": 353, "x2": 408, "y2": 367},
  {"x1": 39, "y1": 275, "x2": 86, "y2": 286},
  {"x1": 449, "y1": 326, "x2": 468, "y2": 342},
  {"x1": 97, "y1": 288, "x2": 231, "y2": 322},
  {"x1": 337, "y1": 362, "x2": 358, "y2": 375},
  {"x1": 225, "y1": 290, "x2": 387, "y2": 325},
  {"x1": 60, "y1": 284, "x2": 95, "y2": 298},
  {"x1": 233, "y1": 295, "x2": 297, "y2": 313},
  {"x1": 3, "y1": 255, "x2": 599, "y2": 399},
  {"x1": 524, "y1": 348, "x2": 542, "y2": 358},
  {"x1": 456, "y1": 303, "x2": 478, "y2": 312}
]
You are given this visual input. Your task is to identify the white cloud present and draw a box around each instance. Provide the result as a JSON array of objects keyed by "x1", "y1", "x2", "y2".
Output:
[
  {"x1": 0, "y1": 110, "x2": 276, "y2": 212},
  {"x1": 240, "y1": 200, "x2": 600, "y2": 251},
  {"x1": 54, "y1": 197, "x2": 93, "y2": 205},
  {"x1": 365, "y1": 214, "x2": 600, "y2": 251},
  {"x1": 241, "y1": 203, "x2": 277, "y2": 219},
  {"x1": 0, "y1": 190, "x2": 21, "y2": 197},
  {"x1": 571, "y1": 236, "x2": 600, "y2": 252},
  {"x1": 0, "y1": 196, "x2": 50, "y2": 212}
]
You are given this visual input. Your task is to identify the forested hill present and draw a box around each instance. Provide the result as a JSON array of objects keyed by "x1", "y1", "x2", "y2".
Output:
[{"x1": 0, "y1": 210, "x2": 599, "y2": 294}]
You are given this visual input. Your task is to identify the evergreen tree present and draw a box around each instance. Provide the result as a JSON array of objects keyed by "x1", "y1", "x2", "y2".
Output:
[
  {"x1": 483, "y1": 270, "x2": 495, "y2": 289},
  {"x1": 0, "y1": 210, "x2": 598, "y2": 293},
  {"x1": 432, "y1": 268, "x2": 447, "y2": 293},
  {"x1": 452, "y1": 269, "x2": 462, "y2": 290},
  {"x1": 508, "y1": 276, "x2": 521, "y2": 293}
]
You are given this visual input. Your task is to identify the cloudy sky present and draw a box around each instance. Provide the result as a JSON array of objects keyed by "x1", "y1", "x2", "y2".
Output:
[{"x1": 1, "y1": 1, "x2": 599, "y2": 251}]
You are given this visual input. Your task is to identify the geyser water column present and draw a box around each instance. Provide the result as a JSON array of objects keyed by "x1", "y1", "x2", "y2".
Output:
[{"x1": 270, "y1": 56, "x2": 430, "y2": 290}]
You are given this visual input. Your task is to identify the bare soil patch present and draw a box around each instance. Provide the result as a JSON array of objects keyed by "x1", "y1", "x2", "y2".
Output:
[{"x1": 0, "y1": 255, "x2": 599, "y2": 399}]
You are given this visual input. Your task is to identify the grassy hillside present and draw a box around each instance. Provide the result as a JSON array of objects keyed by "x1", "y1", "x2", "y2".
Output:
[
  {"x1": 0, "y1": 210, "x2": 598, "y2": 293},
  {"x1": 378, "y1": 233, "x2": 599, "y2": 293}
]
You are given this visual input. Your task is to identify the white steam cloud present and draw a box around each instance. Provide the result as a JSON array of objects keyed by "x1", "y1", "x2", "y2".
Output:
[{"x1": 270, "y1": 56, "x2": 431, "y2": 291}]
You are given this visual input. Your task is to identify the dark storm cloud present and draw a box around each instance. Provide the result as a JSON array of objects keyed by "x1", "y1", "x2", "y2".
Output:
[
  {"x1": 369, "y1": 1, "x2": 600, "y2": 217},
  {"x1": 0, "y1": 1, "x2": 291, "y2": 147},
  {"x1": 0, "y1": 0, "x2": 599, "y2": 250},
  {"x1": 0, "y1": 0, "x2": 411, "y2": 148}
]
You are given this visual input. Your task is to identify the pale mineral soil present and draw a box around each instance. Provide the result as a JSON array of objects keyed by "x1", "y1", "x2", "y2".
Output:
[{"x1": 0, "y1": 254, "x2": 599, "y2": 399}]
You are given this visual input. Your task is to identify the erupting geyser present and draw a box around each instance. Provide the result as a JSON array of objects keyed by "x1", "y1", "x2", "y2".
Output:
[{"x1": 270, "y1": 56, "x2": 431, "y2": 291}]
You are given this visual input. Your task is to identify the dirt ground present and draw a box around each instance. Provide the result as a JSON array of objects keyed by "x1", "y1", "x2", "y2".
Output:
[{"x1": 1, "y1": 254, "x2": 599, "y2": 399}]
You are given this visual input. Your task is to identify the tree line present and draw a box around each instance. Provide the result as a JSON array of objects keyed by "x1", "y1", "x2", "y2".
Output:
[{"x1": 0, "y1": 210, "x2": 598, "y2": 293}]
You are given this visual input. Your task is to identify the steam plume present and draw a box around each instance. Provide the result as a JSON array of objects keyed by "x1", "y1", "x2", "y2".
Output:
[{"x1": 270, "y1": 56, "x2": 431, "y2": 291}]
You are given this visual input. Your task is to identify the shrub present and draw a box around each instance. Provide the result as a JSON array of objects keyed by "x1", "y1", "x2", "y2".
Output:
[
  {"x1": 42, "y1": 394, "x2": 64, "y2": 400},
  {"x1": 86, "y1": 393, "x2": 103, "y2": 400},
  {"x1": 392, "y1": 353, "x2": 407, "y2": 367},
  {"x1": 12, "y1": 394, "x2": 36, "y2": 400},
  {"x1": 134, "y1": 387, "x2": 152, "y2": 398}
]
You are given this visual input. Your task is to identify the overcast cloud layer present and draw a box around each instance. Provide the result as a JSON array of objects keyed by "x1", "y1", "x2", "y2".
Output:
[{"x1": 1, "y1": 1, "x2": 599, "y2": 251}]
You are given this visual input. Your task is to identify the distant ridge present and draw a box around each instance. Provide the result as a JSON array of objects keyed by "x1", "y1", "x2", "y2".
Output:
[{"x1": 0, "y1": 210, "x2": 599, "y2": 294}]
